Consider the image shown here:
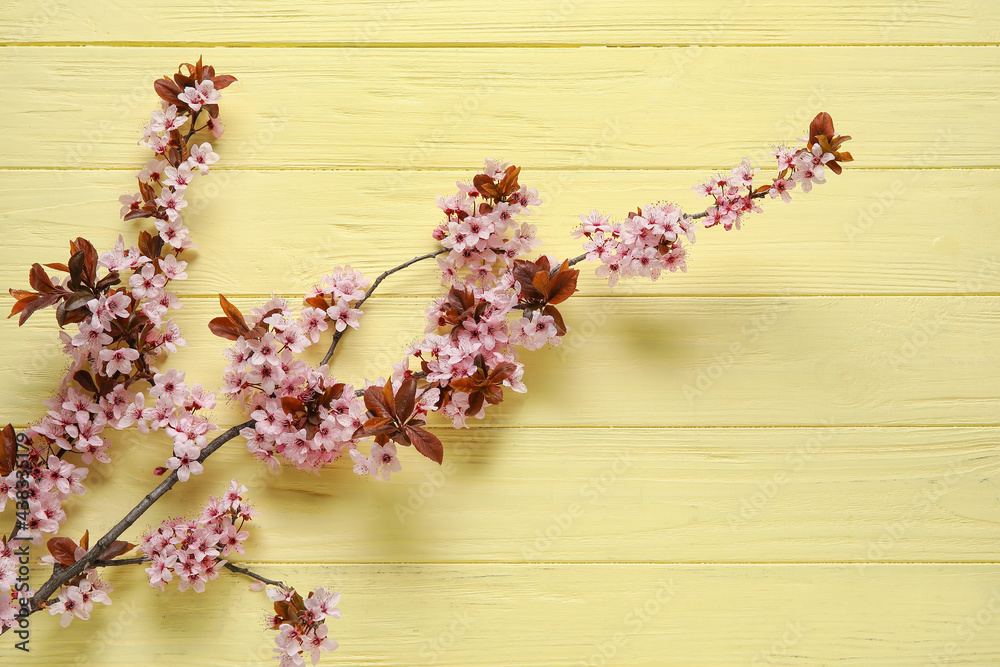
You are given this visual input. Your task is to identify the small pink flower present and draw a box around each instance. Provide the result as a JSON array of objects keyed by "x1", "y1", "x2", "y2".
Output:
[
  {"x1": 150, "y1": 105, "x2": 188, "y2": 133},
  {"x1": 166, "y1": 438, "x2": 203, "y2": 482},
  {"x1": 187, "y1": 142, "x2": 219, "y2": 174},
  {"x1": 98, "y1": 347, "x2": 140, "y2": 377}
]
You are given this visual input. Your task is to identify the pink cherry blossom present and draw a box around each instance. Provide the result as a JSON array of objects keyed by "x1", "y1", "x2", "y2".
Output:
[
  {"x1": 150, "y1": 104, "x2": 189, "y2": 133},
  {"x1": 187, "y1": 142, "x2": 219, "y2": 174}
]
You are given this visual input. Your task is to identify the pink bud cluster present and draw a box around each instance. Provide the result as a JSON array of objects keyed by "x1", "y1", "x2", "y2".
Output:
[
  {"x1": 45, "y1": 570, "x2": 113, "y2": 628},
  {"x1": 574, "y1": 204, "x2": 698, "y2": 287},
  {"x1": 0, "y1": 432, "x2": 88, "y2": 545},
  {"x1": 140, "y1": 480, "x2": 256, "y2": 593},
  {"x1": 257, "y1": 584, "x2": 340, "y2": 666},
  {"x1": 433, "y1": 159, "x2": 542, "y2": 287},
  {"x1": 218, "y1": 280, "x2": 375, "y2": 472}
]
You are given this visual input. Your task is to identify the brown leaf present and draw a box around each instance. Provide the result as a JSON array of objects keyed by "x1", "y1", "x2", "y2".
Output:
[
  {"x1": 16, "y1": 293, "x2": 59, "y2": 326},
  {"x1": 73, "y1": 370, "x2": 98, "y2": 394},
  {"x1": 67, "y1": 249, "x2": 87, "y2": 291},
  {"x1": 212, "y1": 74, "x2": 238, "y2": 90},
  {"x1": 80, "y1": 530, "x2": 89, "y2": 551},
  {"x1": 0, "y1": 424, "x2": 16, "y2": 477},
  {"x1": 545, "y1": 266, "x2": 579, "y2": 305},
  {"x1": 123, "y1": 209, "x2": 154, "y2": 221},
  {"x1": 394, "y1": 377, "x2": 417, "y2": 423},
  {"x1": 808, "y1": 112, "x2": 835, "y2": 145},
  {"x1": 405, "y1": 425, "x2": 444, "y2": 464},
  {"x1": 47, "y1": 537, "x2": 80, "y2": 567},
  {"x1": 98, "y1": 540, "x2": 135, "y2": 561},
  {"x1": 543, "y1": 304, "x2": 568, "y2": 336},
  {"x1": 208, "y1": 317, "x2": 245, "y2": 340},
  {"x1": 28, "y1": 263, "x2": 56, "y2": 293},
  {"x1": 154, "y1": 77, "x2": 182, "y2": 105},
  {"x1": 219, "y1": 294, "x2": 249, "y2": 330},
  {"x1": 363, "y1": 383, "x2": 395, "y2": 420}
]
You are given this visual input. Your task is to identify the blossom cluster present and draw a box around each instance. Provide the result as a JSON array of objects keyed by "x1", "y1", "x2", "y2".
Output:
[
  {"x1": 45, "y1": 570, "x2": 113, "y2": 628},
  {"x1": 577, "y1": 112, "x2": 853, "y2": 285},
  {"x1": 255, "y1": 584, "x2": 340, "y2": 666},
  {"x1": 214, "y1": 279, "x2": 373, "y2": 472},
  {"x1": 140, "y1": 480, "x2": 256, "y2": 593},
  {"x1": 433, "y1": 159, "x2": 542, "y2": 287}
]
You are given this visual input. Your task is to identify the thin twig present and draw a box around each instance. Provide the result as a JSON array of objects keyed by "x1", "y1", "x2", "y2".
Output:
[
  {"x1": 224, "y1": 562, "x2": 287, "y2": 589},
  {"x1": 320, "y1": 248, "x2": 447, "y2": 365}
]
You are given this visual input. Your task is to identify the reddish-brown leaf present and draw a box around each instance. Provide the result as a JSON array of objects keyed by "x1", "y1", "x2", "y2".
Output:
[
  {"x1": 219, "y1": 294, "x2": 248, "y2": 330},
  {"x1": 28, "y1": 263, "x2": 56, "y2": 293},
  {"x1": 546, "y1": 266, "x2": 579, "y2": 305},
  {"x1": 80, "y1": 530, "x2": 89, "y2": 550},
  {"x1": 208, "y1": 317, "x2": 244, "y2": 340},
  {"x1": 808, "y1": 112, "x2": 835, "y2": 145},
  {"x1": 47, "y1": 537, "x2": 80, "y2": 567},
  {"x1": 73, "y1": 370, "x2": 98, "y2": 394},
  {"x1": 44, "y1": 262, "x2": 70, "y2": 272},
  {"x1": 123, "y1": 209, "x2": 154, "y2": 221},
  {"x1": 17, "y1": 293, "x2": 59, "y2": 326},
  {"x1": 449, "y1": 376, "x2": 481, "y2": 393},
  {"x1": 67, "y1": 249, "x2": 87, "y2": 291},
  {"x1": 543, "y1": 304, "x2": 568, "y2": 336},
  {"x1": 154, "y1": 77, "x2": 182, "y2": 105},
  {"x1": 405, "y1": 425, "x2": 444, "y2": 464},
  {"x1": 363, "y1": 382, "x2": 395, "y2": 420},
  {"x1": 0, "y1": 424, "x2": 16, "y2": 477},
  {"x1": 394, "y1": 377, "x2": 417, "y2": 423},
  {"x1": 212, "y1": 74, "x2": 238, "y2": 90},
  {"x1": 98, "y1": 540, "x2": 135, "y2": 561}
]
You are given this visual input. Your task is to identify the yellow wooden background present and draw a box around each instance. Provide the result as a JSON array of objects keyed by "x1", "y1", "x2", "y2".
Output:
[{"x1": 2, "y1": 2, "x2": 999, "y2": 665}]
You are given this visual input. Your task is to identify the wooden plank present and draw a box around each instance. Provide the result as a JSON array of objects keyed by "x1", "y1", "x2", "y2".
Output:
[
  {"x1": 3, "y1": 1, "x2": 999, "y2": 46},
  {"x1": 0, "y1": 46, "x2": 996, "y2": 169},
  {"x1": 23, "y1": 562, "x2": 1000, "y2": 665},
  {"x1": 2, "y1": 168, "x2": 997, "y2": 298},
  {"x1": 2, "y1": 296, "x2": 997, "y2": 427},
  {"x1": 32, "y1": 425, "x2": 1000, "y2": 563}
]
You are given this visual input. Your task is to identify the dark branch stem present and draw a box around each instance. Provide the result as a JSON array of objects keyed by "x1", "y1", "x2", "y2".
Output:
[
  {"x1": 320, "y1": 248, "x2": 447, "y2": 366},
  {"x1": 224, "y1": 561, "x2": 287, "y2": 588},
  {"x1": 26, "y1": 418, "x2": 254, "y2": 615},
  {"x1": 95, "y1": 557, "x2": 149, "y2": 567}
]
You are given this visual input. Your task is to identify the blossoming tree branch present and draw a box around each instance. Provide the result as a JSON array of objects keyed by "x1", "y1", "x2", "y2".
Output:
[{"x1": 0, "y1": 59, "x2": 852, "y2": 665}]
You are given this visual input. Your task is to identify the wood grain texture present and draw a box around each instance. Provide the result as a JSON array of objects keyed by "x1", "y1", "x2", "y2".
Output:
[
  {"x1": 3, "y1": 0, "x2": 999, "y2": 46},
  {"x1": 0, "y1": 46, "x2": 997, "y2": 170},
  {"x1": 22, "y1": 563, "x2": 1000, "y2": 666},
  {"x1": 30, "y1": 426, "x2": 1000, "y2": 564},
  {"x1": 1, "y1": 9, "x2": 997, "y2": 666},
  {"x1": 2, "y1": 168, "x2": 997, "y2": 298},
  {"x1": 3, "y1": 296, "x2": 998, "y2": 428}
]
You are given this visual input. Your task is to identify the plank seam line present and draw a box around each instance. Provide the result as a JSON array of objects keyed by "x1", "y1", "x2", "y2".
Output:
[
  {"x1": 3, "y1": 166, "x2": 998, "y2": 173},
  {"x1": 9, "y1": 423, "x2": 1000, "y2": 431},
  {"x1": 199, "y1": 560, "x2": 1000, "y2": 566},
  {"x1": 2, "y1": 42, "x2": 999, "y2": 48}
]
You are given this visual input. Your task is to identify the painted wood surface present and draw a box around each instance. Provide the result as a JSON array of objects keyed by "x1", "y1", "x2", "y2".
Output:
[{"x1": 1, "y1": 2, "x2": 998, "y2": 666}]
